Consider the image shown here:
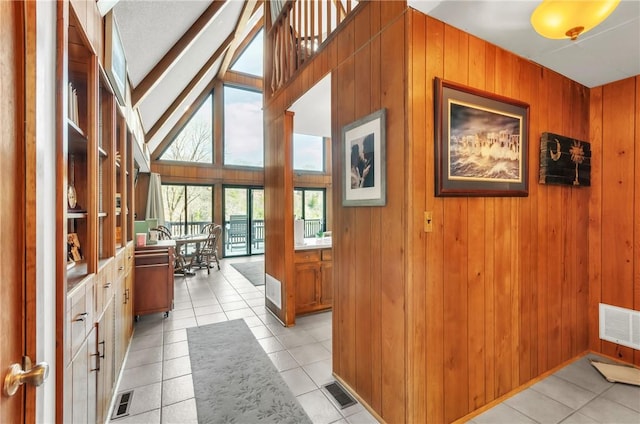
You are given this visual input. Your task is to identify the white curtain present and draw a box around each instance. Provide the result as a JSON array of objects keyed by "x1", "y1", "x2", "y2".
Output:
[{"x1": 145, "y1": 172, "x2": 165, "y2": 226}]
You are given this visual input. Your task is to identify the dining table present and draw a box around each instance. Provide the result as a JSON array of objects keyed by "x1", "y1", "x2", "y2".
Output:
[{"x1": 172, "y1": 233, "x2": 209, "y2": 275}]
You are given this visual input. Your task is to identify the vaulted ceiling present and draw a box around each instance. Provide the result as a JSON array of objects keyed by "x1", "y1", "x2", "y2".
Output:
[
  {"x1": 107, "y1": 0, "x2": 639, "y2": 158},
  {"x1": 111, "y1": 0, "x2": 262, "y2": 156}
]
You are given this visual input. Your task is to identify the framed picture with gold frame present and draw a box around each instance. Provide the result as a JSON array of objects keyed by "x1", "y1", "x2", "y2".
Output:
[{"x1": 434, "y1": 78, "x2": 529, "y2": 197}]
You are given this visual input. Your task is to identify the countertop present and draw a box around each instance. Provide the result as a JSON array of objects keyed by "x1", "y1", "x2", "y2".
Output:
[
  {"x1": 295, "y1": 237, "x2": 332, "y2": 251},
  {"x1": 135, "y1": 239, "x2": 176, "y2": 251}
]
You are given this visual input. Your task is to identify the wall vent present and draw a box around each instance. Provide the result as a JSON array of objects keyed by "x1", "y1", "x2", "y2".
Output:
[
  {"x1": 265, "y1": 273, "x2": 282, "y2": 309},
  {"x1": 599, "y1": 303, "x2": 640, "y2": 350}
]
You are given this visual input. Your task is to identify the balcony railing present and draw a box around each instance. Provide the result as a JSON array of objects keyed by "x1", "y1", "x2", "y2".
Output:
[
  {"x1": 167, "y1": 218, "x2": 325, "y2": 251},
  {"x1": 267, "y1": 0, "x2": 359, "y2": 95}
]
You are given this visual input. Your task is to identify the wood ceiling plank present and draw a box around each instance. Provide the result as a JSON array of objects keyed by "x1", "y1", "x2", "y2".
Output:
[{"x1": 216, "y1": 0, "x2": 259, "y2": 79}]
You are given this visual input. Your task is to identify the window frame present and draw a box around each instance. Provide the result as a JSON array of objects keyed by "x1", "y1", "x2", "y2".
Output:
[
  {"x1": 222, "y1": 84, "x2": 265, "y2": 169},
  {"x1": 161, "y1": 183, "x2": 214, "y2": 237},
  {"x1": 157, "y1": 91, "x2": 214, "y2": 164}
]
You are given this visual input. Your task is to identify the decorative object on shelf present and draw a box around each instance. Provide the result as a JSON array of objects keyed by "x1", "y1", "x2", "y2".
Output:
[
  {"x1": 67, "y1": 155, "x2": 85, "y2": 211},
  {"x1": 434, "y1": 78, "x2": 529, "y2": 197},
  {"x1": 115, "y1": 193, "x2": 121, "y2": 213},
  {"x1": 531, "y1": 0, "x2": 621, "y2": 41},
  {"x1": 115, "y1": 226, "x2": 122, "y2": 245},
  {"x1": 67, "y1": 233, "x2": 83, "y2": 262},
  {"x1": 342, "y1": 108, "x2": 386, "y2": 206},
  {"x1": 105, "y1": 11, "x2": 127, "y2": 106},
  {"x1": 539, "y1": 132, "x2": 591, "y2": 186},
  {"x1": 68, "y1": 82, "x2": 79, "y2": 127}
]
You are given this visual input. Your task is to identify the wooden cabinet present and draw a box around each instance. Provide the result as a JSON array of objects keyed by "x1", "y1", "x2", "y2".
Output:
[
  {"x1": 67, "y1": 324, "x2": 97, "y2": 424},
  {"x1": 58, "y1": 2, "x2": 139, "y2": 422},
  {"x1": 134, "y1": 241, "x2": 175, "y2": 318},
  {"x1": 96, "y1": 298, "x2": 115, "y2": 424},
  {"x1": 294, "y1": 248, "x2": 333, "y2": 315}
]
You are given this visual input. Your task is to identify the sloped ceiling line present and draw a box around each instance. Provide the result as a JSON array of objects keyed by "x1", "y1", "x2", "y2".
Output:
[
  {"x1": 132, "y1": 0, "x2": 228, "y2": 109},
  {"x1": 146, "y1": 32, "x2": 235, "y2": 146},
  {"x1": 217, "y1": 0, "x2": 260, "y2": 79}
]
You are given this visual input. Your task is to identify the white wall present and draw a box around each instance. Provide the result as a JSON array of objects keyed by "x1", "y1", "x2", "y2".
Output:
[{"x1": 36, "y1": 1, "x2": 57, "y2": 422}]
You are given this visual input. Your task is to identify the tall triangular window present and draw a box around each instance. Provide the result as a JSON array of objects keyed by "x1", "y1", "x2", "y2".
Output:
[
  {"x1": 159, "y1": 93, "x2": 213, "y2": 163},
  {"x1": 230, "y1": 29, "x2": 263, "y2": 77}
]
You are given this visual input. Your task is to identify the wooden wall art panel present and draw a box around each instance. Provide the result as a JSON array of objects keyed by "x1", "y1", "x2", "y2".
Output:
[{"x1": 539, "y1": 132, "x2": 592, "y2": 187}]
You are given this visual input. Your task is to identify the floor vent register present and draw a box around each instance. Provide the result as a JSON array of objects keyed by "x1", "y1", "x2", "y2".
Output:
[
  {"x1": 111, "y1": 390, "x2": 134, "y2": 420},
  {"x1": 323, "y1": 382, "x2": 357, "y2": 409}
]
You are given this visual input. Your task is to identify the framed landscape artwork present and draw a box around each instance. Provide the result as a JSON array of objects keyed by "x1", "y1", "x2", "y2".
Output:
[
  {"x1": 342, "y1": 109, "x2": 386, "y2": 206},
  {"x1": 434, "y1": 78, "x2": 529, "y2": 196},
  {"x1": 105, "y1": 11, "x2": 127, "y2": 106}
]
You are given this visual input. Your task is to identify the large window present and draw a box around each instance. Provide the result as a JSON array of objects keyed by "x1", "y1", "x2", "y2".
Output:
[
  {"x1": 162, "y1": 184, "x2": 213, "y2": 237},
  {"x1": 293, "y1": 133, "x2": 324, "y2": 172},
  {"x1": 230, "y1": 29, "x2": 263, "y2": 77},
  {"x1": 294, "y1": 188, "x2": 326, "y2": 237},
  {"x1": 159, "y1": 94, "x2": 213, "y2": 163},
  {"x1": 223, "y1": 86, "x2": 263, "y2": 167}
]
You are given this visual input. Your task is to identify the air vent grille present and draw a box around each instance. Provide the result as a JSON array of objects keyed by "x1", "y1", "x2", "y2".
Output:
[
  {"x1": 324, "y1": 382, "x2": 357, "y2": 409},
  {"x1": 599, "y1": 303, "x2": 640, "y2": 350},
  {"x1": 111, "y1": 390, "x2": 134, "y2": 420}
]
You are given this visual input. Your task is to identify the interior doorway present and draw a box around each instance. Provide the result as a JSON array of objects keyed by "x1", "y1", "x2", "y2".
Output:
[{"x1": 223, "y1": 186, "x2": 264, "y2": 257}]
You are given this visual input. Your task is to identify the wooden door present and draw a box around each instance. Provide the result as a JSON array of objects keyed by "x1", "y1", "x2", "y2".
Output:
[{"x1": 0, "y1": 1, "x2": 36, "y2": 422}]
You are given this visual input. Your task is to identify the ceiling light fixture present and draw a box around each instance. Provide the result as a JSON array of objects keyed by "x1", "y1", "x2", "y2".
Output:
[{"x1": 531, "y1": 0, "x2": 621, "y2": 41}]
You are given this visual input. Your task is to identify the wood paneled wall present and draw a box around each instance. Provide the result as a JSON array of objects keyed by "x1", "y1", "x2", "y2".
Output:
[
  {"x1": 407, "y1": 10, "x2": 591, "y2": 423},
  {"x1": 265, "y1": 1, "x2": 407, "y2": 421},
  {"x1": 588, "y1": 76, "x2": 640, "y2": 367},
  {"x1": 266, "y1": 3, "x2": 637, "y2": 424}
]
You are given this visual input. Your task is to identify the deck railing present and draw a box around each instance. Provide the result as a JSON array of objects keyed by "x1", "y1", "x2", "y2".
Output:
[{"x1": 267, "y1": 0, "x2": 359, "y2": 95}]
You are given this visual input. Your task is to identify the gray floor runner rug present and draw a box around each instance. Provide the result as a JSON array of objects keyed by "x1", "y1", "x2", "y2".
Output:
[
  {"x1": 230, "y1": 261, "x2": 265, "y2": 286},
  {"x1": 187, "y1": 319, "x2": 311, "y2": 424}
]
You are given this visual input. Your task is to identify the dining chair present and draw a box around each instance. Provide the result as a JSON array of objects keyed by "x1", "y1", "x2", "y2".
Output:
[
  {"x1": 152, "y1": 225, "x2": 172, "y2": 240},
  {"x1": 195, "y1": 223, "x2": 221, "y2": 274}
]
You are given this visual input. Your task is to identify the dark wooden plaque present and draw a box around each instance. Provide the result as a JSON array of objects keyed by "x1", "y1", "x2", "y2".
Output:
[{"x1": 539, "y1": 132, "x2": 591, "y2": 187}]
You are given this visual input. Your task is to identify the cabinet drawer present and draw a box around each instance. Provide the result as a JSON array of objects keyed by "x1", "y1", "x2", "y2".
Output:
[
  {"x1": 294, "y1": 250, "x2": 320, "y2": 263},
  {"x1": 321, "y1": 249, "x2": 332, "y2": 261},
  {"x1": 135, "y1": 250, "x2": 170, "y2": 266}
]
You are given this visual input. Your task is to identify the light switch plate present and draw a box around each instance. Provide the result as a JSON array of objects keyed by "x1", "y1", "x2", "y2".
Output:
[{"x1": 424, "y1": 211, "x2": 433, "y2": 232}]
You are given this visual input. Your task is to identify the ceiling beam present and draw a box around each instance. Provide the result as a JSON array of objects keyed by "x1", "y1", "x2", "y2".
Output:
[
  {"x1": 132, "y1": 0, "x2": 228, "y2": 109},
  {"x1": 216, "y1": 0, "x2": 259, "y2": 79},
  {"x1": 227, "y1": 16, "x2": 264, "y2": 69},
  {"x1": 146, "y1": 32, "x2": 234, "y2": 150},
  {"x1": 96, "y1": 0, "x2": 121, "y2": 16}
]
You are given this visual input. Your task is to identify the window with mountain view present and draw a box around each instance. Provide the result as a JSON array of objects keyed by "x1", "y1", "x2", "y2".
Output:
[{"x1": 159, "y1": 94, "x2": 213, "y2": 163}]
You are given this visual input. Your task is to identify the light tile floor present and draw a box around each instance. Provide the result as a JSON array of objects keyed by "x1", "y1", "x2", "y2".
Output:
[
  {"x1": 467, "y1": 353, "x2": 640, "y2": 424},
  {"x1": 110, "y1": 256, "x2": 640, "y2": 424},
  {"x1": 108, "y1": 256, "x2": 378, "y2": 424}
]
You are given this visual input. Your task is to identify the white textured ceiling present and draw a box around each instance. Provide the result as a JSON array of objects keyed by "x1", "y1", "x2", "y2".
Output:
[
  {"x1": 290, "y1": 74, "x2": 332, "y2": 138},
  {"x1": 113, "y1": 1, "x2": 212, "y2": 87},
  {"x1": 408, "y1": 0, "x2": 640, "y2": 88}
]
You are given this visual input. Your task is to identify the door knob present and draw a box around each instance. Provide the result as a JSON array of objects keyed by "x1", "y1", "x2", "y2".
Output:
[{"x1": 3, "y1": 356, "x2": 49, "y2": 397}]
